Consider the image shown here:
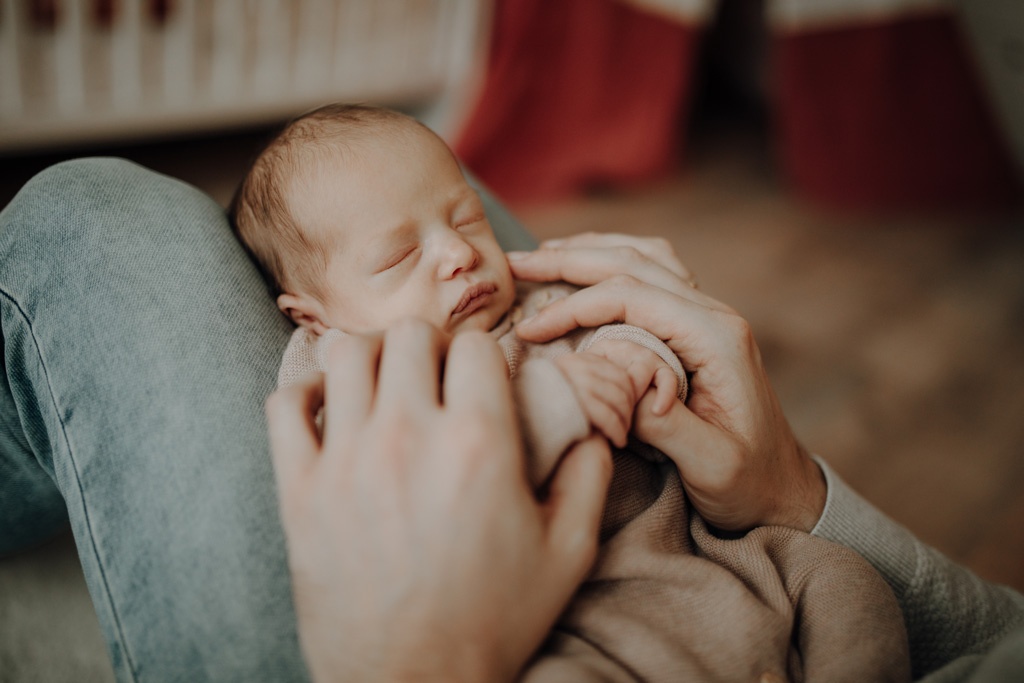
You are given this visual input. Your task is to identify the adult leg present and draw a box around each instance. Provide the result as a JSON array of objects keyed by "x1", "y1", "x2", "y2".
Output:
[{"x1": 0, "y1": 159, "x2": 306, "y2": 682}]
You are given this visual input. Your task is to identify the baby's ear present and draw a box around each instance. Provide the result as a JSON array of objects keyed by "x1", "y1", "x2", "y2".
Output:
[{"x1": 277, "y1": 293, "x2": 329, "y2": 336}]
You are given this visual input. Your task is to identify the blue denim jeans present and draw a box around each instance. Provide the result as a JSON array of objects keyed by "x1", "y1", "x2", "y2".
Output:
[{"x1": 0, "y1": 158, "x2": 534, "y2": 682}]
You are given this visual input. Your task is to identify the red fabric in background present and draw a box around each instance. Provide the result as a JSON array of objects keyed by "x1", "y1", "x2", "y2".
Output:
[
  {"x1": 775, "y1": 13, "x2": 1020, "y2": 211},
  {"x1": 457, "y1": 5, "x2": 1019, "y2": 211},
  {"x1": 453, "y1": 0, "x2": 701, "y2": 206}
]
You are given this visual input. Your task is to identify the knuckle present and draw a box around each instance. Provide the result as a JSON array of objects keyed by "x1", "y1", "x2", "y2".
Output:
[
  {"x1": 719, "y1": 311, "x2": 755, "y2": 345},
  {"x1": 649, "y1": 236, "x2": 673, "y2": 254},
  {"x1": 378, "y1": 404, "x2": 417, "y2": 436},
  {"x1": 373, "y1": 421, "x2": 425, "y2": 463},
  {"x1": 449, "y1": 420, "x2": 493, "y2": 461},
  {"x1": 616, "y1": 245, "x2": 644, "y2": 265},
  {"x1": 607, "y1": 273, "x2": 641, "y2": 291}
]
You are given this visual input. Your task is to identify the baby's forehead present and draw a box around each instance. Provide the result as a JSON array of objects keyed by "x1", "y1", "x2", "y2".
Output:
[{"x1": 280, "y1": 121, "x2": 472, "y2": 236}]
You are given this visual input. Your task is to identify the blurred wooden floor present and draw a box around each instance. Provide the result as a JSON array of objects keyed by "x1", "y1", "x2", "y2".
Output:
[{"x1": 1, "y1": 115, "x2": 1023, "y2": 683}]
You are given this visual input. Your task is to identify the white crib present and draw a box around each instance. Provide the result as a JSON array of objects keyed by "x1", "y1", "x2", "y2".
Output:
[{"x1": 0, "y1": 0, "x2": 489, "y2": 152}]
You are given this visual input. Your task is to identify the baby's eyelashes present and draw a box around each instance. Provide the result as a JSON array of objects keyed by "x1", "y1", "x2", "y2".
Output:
[{"x1": 376, "y1": 246, "x2": 418, "y2": 273}]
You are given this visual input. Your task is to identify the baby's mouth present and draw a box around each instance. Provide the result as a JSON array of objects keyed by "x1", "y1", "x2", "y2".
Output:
[{"x1": 452, "y1": 282, "x2": 497, "y2": 319}]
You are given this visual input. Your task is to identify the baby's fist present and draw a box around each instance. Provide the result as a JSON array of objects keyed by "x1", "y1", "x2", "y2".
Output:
[{"x1": 554, "y1": 352, "x2": 636, "y2": 448}]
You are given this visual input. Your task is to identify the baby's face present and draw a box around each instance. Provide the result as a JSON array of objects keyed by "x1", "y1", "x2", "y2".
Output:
[{"x1": 284, "y1": 126, "x2": 516, "y2": 335}]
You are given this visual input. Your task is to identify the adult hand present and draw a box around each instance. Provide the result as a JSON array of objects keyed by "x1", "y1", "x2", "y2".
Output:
[
  {"x1": 508, "y1": 233, "x2": 826, "y2": 532},
  {"x1": 266, "y1": 319, "x2": 612, "y2": 683}
]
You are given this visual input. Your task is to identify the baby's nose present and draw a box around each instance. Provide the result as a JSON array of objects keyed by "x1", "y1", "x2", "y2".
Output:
[{"x1": 439, "y1": 235, "x2": 479, "y2": 278}]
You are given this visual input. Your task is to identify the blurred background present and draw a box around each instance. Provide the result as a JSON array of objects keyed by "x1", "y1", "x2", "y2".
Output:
[{"x1": 1, "y1": 1, "x2": 1022, "y2": 681}]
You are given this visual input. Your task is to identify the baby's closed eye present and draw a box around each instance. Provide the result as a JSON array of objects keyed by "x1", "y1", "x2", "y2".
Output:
[
  {"x1": 376, "y1": 245, "x2": 420, "y2": 273},
  {"x1": 453, "y1": 213, "x2": 486, "y2": 232}
]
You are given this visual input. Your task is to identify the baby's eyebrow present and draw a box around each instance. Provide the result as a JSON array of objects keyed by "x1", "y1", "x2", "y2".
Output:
[
  {"x1": 446, "y1": 188, "x2": 483, "y2": 212},
  {"x1": 446, "y1": 183, "x2": 478, "y2": 202}
]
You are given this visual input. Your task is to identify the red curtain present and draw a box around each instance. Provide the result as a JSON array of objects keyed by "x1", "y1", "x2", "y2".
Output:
[
  {"x1": 774, "y1": 13, "x2": 1019, "y2": 210},
  {"x1": 455, "y1": 2, "x2": 1019, "y2": 211},
  {"x1": 454, "y1": 0, "x2": 702, "y2": 205}
]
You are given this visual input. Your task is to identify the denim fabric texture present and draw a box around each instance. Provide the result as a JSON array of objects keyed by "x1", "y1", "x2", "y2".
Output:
[{"x1": 0, "y1": 157, "x2": 534, "y2": 682}]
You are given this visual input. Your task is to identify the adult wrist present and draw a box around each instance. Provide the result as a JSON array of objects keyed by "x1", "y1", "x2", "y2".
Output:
[
  {"x1": 770, "y1": 444, "x2": 827, "y2": 532},
  {"x1": 794, "y1": 451, "x2": 828, "y2": 532}
]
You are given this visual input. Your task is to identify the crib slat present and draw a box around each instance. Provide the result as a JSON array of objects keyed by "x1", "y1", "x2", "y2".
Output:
[
  {"x1": 444, "y1": 0, "x2": 481, "y2": 88},
  {"x1": 417, "y1": 0, "x2": 492, "y2": 139},
  {"x1": 164, "y1": 0, "x2": 196, "y2": 107},
  {"x1": 112, "y1": 0, "x2": 143, "y2": 109},
  {"x1": 54, "y1": 0, "x2": 86, "y2": 112},
  {"x1": 253, "y1": 0, "x2": 290, "y2": 101},
  {"x1": 0, "y1": 0, "x2": 488, "y2": 152},
  {"x1": 295, "y1": 0, "x2": 335, "y2": 95},
  {"x1": 433, "y1": 0, "x2": 457, "y2": 83},
  {"x1": 0, "y1": 0, "x2": 22, "y2": 116},
  {"x1": 334, "y1": 0, "x2": 369, "y2": 93},
  {"x1": 211, "y1": 0, "x2": 244, "y2": 101}
]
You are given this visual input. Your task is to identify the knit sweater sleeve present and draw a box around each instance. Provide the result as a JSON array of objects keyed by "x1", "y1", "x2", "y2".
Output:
[{"x1": 810, "y1": 456, "x2": 1024, "y2": 680}]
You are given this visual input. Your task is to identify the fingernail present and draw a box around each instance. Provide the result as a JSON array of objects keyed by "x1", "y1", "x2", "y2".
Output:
[
  {"x1": 516, "y1": 314, "x2": 535, "y2": 327},
  {"x1": 506, "y1": 251, "x2": 528, "y2": 260},
  {"x1": 541, "y1": 238, "x2": 564, "y2": 248}
]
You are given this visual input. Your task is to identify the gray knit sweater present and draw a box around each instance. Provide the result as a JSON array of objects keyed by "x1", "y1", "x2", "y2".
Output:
[{"x1": 812, "y1": 458, "x2": 1024, "y2": 681}]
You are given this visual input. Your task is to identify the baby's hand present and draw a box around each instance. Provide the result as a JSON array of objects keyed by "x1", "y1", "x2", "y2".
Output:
[
  {"x1": 553, "y1": 352, "x2": 637, "y2": 448},
  {"x1": 586, "y1": 338, "x2": 679, "y2": 417}
]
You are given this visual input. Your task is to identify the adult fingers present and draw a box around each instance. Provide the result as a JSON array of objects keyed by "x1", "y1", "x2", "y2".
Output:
[
  {"x1": 539, "y1": 232, "x2": 692, "y2": 281},
  {"x1": 632, "y1": 392, "x2": 762, "y2": 530},
  {"x1": 509, "y1": 246, "x2": 729, "y2": 314},
  {"x1": 266, "y1": 374, "x2": 324, "y2": 502},
  {"x1": 516, "y1": 277, "x2": 729, "y2": 363},
  {"x1": 376, "y1": 318, "x2": 448, "y2": 411},
  {"x1": 322, "y1": 333, "x2": 380, "y2": 446},
  {"x1": 444, "y1": 331, "x2": 516, "y2": 431},
  {"x1": 509, "y1": 245, "x2": 694, "y2": 300},
  {"x1": 543, "y1": 436, "x2": 613, "y2": 579},
  {"x1": 633, "y1": 393, "x2": 725, "y2": 476}
]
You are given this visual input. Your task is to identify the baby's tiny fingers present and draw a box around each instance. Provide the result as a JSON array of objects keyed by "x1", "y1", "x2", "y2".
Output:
[{"x1": 586, "y1": 392, "x2": 629, "y2": 448}]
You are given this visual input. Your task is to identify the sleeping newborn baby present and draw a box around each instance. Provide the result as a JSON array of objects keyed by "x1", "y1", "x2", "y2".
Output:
[
  {"x1": 231, "y1": 103, "x2": 687, "y2": 484},
  {"x1": 230, "y1": 104, "x2": 911, "y2": 683}
]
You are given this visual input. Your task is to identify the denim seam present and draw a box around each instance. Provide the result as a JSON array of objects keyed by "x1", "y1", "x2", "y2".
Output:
[{"x1": 0, "y1": 287, "x2": 139, "y2": 683}]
